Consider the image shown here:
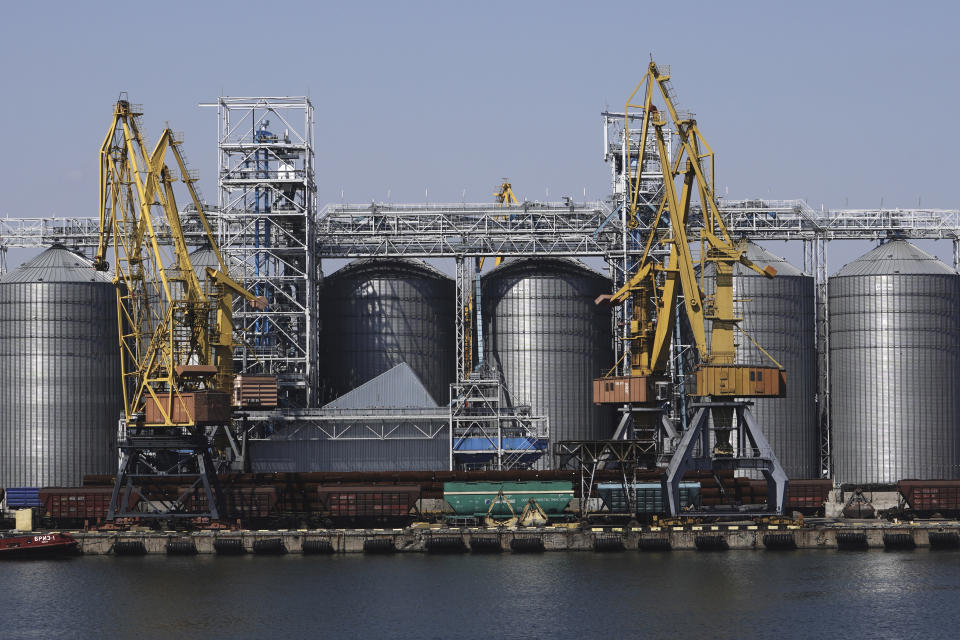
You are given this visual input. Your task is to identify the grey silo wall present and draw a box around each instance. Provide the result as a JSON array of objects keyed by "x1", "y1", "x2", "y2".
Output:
[
  {"x1": 702, "y1": 266, "x2": 819, "y2": 478},
  {"x1": 481, "y1": 258, "x2": 614, "y2": 446},
  {"x1": 0, "y1": 281, "x2": 122, "y2": 487},
  {"x1": 320, "y1": 259, "x2": 455, "y2": 406},
  {"x1": 829, "y1": 273, "x2": 960, "y2": 484}
]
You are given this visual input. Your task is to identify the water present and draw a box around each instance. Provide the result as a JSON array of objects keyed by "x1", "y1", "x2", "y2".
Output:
[{"x1": 2, "y1": 551, "x2": 959, "y2": 639}]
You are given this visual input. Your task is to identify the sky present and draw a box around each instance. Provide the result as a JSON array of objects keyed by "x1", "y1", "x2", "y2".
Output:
[{"x1": 1, "y1": 0, "x2": 958, "y2": 270}]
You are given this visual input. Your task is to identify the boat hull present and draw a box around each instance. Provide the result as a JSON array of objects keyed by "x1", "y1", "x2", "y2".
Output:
[{"x1": 0, "y1": 533, "x2": 78, "y2": 558}]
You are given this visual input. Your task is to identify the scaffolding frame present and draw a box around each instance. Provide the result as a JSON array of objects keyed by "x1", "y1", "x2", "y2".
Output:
[
  {"x1": 204, "y1": 97, "x2": 318, "y2": 407},
  {"x1": 449, "y1": 370, "x2": 549, "y2": 471},
  {"x1": 554, "y1": 439, "x2": 659, "y2": 516}
]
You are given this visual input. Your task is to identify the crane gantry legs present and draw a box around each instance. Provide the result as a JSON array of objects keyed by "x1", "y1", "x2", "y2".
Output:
[
  {"x1": 97, "y1": 97, "x2": 264, "y2": 522},
  {"x1": 593, "y1": 62, "x2": 789, "y2": 515}
]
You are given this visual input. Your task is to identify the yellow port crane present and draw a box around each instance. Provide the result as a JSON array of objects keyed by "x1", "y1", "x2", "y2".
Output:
[
  {"x1": 463, "y1": 181, "x2": 519, "y2": 376},
  {"x1": 95, "y1": 97, "x2": 265, "y2": 521},
  {"x1": 594, "y1": 62, "x2": 788, "y2": 515}
]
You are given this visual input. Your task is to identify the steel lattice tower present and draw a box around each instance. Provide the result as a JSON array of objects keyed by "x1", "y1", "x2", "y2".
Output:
[{"x1": 206, "y1": 97, "x2": 318, "y2": 407}]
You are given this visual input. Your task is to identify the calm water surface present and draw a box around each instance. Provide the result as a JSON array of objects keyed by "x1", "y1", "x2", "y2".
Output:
[{"x1": 2, "y1": 550, "x2": 959, "y2": 639}]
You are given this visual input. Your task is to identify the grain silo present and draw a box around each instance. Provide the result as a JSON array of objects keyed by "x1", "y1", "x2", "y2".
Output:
[
  {"x1": 701, "y1": 241, "x2": 818, "y2": 478},
  {"x1": 0, "y1": 246, "x2": 122, "y2": 487},
  {"x1": 481, "y1": 257, "x2": 614, "y2": 445},
  {"x1": 830, "y1": 239, "x2": 960, "y2": 484},
  {"x1": 320, "y1": 258, "x2": 455, "y2": 406}
]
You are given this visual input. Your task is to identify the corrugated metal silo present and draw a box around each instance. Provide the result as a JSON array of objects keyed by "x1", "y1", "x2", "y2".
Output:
[
  {"x1": 320, "y1": 258, "x2": 455, "y2": 406},
  {"x1": 830, "y1": 239, "x2": 960, "y2": 484},
  {"x1": 0, "y1": 246, "x2": 122, "y2": 487},
  {"x1": 701, "y1": 242, "x2": 818, "y2": 478},
  {"x1": 481, "y1": 257, "x2": 613, "y2": 445}
]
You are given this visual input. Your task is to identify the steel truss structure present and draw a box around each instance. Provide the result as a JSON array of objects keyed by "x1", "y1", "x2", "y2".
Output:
[
  {"x1": 6, "y1": 201, "x2": 960, "y2": 471},
  {"x1": 202, "y1": 97, "x2": 318, "y2": 407},
  {"x1": 554, "y1": 439, "x2": 658, "y2": 516},
  {"x1": 5, "y1": 93, "x2": 960, "y2": 479},
  {"x1": 317, "y1": 201, "x2": 619, "y2": 258},
  {"x1": 5, "y1": 200, "x2": 960, "y2": 478},
  {"x1": 242, "y1": 408, "x2": 449, "y2": 441},
  {"x1": 238, "y1": 408, "x2": 451, "y2": 471},
  {"x1": 449, "y1": 369, "x2": 549, "y2": 471},
  {"x1": 0, "y1": 215, "x2": 211, "y2": 251}
]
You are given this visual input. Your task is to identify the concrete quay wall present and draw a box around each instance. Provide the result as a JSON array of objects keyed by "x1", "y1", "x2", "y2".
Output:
[{"x1": 62, "y1": 523, "x2": 960, "y2": 555}]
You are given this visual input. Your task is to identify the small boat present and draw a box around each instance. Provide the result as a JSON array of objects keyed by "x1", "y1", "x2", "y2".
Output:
[{"x1": 0, "y1": 532, "x2": 78, "y2": 558}]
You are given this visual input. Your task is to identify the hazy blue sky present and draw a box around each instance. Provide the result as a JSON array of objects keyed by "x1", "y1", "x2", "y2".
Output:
[{"x1": 1, "y1": 0, "x2": 958, "y2": 268}]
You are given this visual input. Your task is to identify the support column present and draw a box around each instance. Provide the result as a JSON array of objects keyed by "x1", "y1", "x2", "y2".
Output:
[
  {"x1": 455, "y1": 256, "x2": 467, "y2": 382},
  {"x1": 813, "y1": 232, "x2": 831, "y2": 479}
]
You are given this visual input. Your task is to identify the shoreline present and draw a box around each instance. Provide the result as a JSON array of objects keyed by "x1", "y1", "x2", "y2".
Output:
[{"x1": 26, "y1": 521, "x2": 960, "y2": 555}]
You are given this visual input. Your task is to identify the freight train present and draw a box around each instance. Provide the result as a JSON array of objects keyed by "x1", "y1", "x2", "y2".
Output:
[
  {"x1": 6, "y1": 473, "x2": 957, "y2": 530},
  {"x1": 2, "y1": 471, "x2": 589, "y2": 529}
]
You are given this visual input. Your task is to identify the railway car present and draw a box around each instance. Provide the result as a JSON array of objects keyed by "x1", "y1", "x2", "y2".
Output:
[
  {"x1": 443, "y1": 481, "x2": 574, "y2": 524},
  {"x1": 38, "y1": 487, "x2": 140, "y2": 528},
  {"x1": 898, "y1": 480, "x2": 960, "y2": 518},
  {"x1": 596, "y1": 482, "x2": 702, "y2": 519},
  {"x1": 315, "y1": 484, "x2": 421, "y2": 527},
  {"x1": 743, "y1": 479, "x2": 834, "y2": 515},
  {"x1": 178, "y1": 486, "x2": 280, "y2": 525}
]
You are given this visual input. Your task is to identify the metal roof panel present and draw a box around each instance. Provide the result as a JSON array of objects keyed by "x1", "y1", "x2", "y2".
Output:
[
  {"x1": 0, "y1": 245, "x2": 113, "y2": 284},
  {"x1": 835, "y1": 239, "x2": 955, "y2": 276}
]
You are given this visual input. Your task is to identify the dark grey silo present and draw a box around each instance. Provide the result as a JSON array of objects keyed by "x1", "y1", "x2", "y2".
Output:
[
  {"x1": 320, "y1": 258, "x2": 455, "y2": 405},
  {"x1": 0, "y1": 246, "x2": 122, "y2": 487},
  {"x1": 829, "y1": 239, "x2": 960, "y2": 484},
  {"x1": 481, "y1": 257, "x2": 613, "y2": 445},
  {"x1": 702, "y1": 242, "x2": 818, "y2": 478}
]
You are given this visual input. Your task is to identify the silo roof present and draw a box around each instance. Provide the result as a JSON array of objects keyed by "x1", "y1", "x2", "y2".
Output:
[
  {"x1": 484, "y1": 255, "x2": 609, "y2": 280},
  {"x1": 735, "y1": 242, "x2": 805, "y2": 277},
  {"x1": 0, "y1": 245, "x2": 113, "y2": 284},
  {"x1": 835, "y1": 239, "x2": 955, "y2": 276},
  {"x1": 326, "y1": 257, "x2": 451, "y2": 281}
]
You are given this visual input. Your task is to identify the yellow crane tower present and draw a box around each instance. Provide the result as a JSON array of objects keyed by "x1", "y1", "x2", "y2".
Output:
[
  {"x1": 463, "y1": 181, "x2": 519, "y2": 376},
  {"x1": 594, "y1": 62, "x2": 788, "y2": 515},
  {"x1": 95, "y1": 97, "x2": 265, "y2": 521}
]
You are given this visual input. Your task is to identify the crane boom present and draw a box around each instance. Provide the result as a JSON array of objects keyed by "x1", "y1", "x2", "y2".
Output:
[
  {"x1": 96, "y1": 97, "x2": 263, "y2": 521},
  {"x1": 594, "y1": 63, "x2": 789, "y2": 516},
  {"x1": 602, "y1": 62, "x2": 782, "y2": 383}
]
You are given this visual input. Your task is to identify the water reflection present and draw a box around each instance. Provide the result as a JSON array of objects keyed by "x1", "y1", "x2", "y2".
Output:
[{"x1": 1, "y1": 551, "x2": 958, "y2": 639}]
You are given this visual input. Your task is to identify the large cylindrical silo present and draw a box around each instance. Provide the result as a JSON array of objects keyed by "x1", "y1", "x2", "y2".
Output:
[
  {"x1": 320, "y1": 258, "x2": 455, "y2": 405},
  {"x1": 830, "y1": 239, "x2": 960, "y2": 484},
  {"x1": 701, "y1": 242, "x2": 818, "y2": 478},
  {"x1": 481, "y1": 257, "x2": 614, "y2": 446},
  {"x1": 0, "y1": 246, "x2": 122, "y2": 487}
]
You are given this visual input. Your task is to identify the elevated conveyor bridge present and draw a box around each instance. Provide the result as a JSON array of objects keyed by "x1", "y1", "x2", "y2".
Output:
[{"x1": 4, "y1": 200, "x2": 960, "y2": 479}]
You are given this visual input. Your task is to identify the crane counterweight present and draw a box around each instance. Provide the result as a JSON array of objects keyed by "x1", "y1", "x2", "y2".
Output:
[
  {"x1": 593, "y1": 62, "x2": 788, "y2": 515},
  {"x1": 96, "y1": 97, "x2": 265, "y2": 522}
]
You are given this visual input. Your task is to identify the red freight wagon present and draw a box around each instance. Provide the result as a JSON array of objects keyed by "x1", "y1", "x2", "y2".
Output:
[
  {"x1": 39, "y1": 487, "x2": 140, "y2": 525},
  {"x1": 784, "y1": 479, "x2": 833, "y2": 512},
  {"x1": 316, "y1": 485, "x2": 421, "y2": 525},
  {"x1": 744, "y1": 479, "x2": 833, "y2": 515},
  {"x1": 178, "y1": 486, "x2": 279, "y2": 520},
  {"x1": 898, "y1": 480, "x2": 960, "y2": 516}
]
